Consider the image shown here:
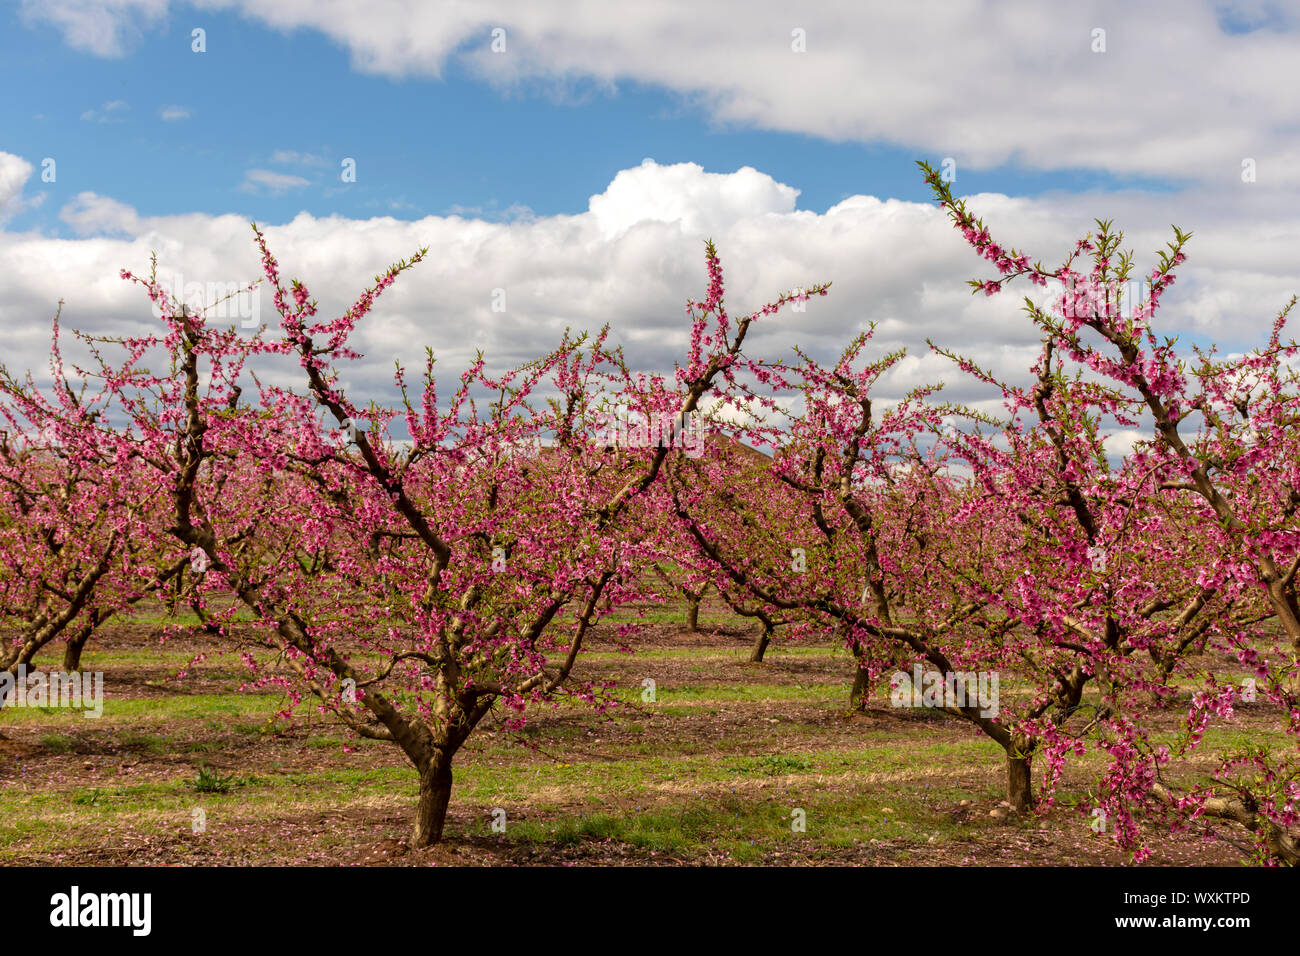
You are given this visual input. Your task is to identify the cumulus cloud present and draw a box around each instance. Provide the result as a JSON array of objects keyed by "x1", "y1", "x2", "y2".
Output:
[
  {"x1": 1, "y1": 161, "x2": 1296, "y2": 429},
  {"x1": 59, "y1": 192, "x2": 142, "y2": 236},
  {"x1": 590, "y1": 160, "x2": 797, "y2": 240},
  {"x1": 0, "y1": 153, "x2": 35, "y2": 222}
]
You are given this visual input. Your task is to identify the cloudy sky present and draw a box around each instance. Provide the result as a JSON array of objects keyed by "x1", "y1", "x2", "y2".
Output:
[{"x1": 2, "y1": 0, "x2": 1298, "y2": 425}]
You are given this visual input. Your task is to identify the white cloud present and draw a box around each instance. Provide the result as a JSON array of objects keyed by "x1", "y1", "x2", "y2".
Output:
[
  {"x1": 1102, "y1": 429, "x2": 1147, "y2": 459},
  {"x1": 0, "y1": 153, "x2": 35, "y2": 222},
  {"x1": 29, "y1": 0, "x2": 1300, "y2": 185},
  {"x1": 59, "y1": 192, "x2": 142, "y2": 236},
  {"x1": 0, "y1": 161, "x2": 1295, "y2": 428},
  {"x1": 160, "y1": 105, "x2": 191, "y2": 121},
  {"x1": 239, "y1": 169, "x2": 311, "y2": 194},
  {"x1": 590, "y1": 159, "x2": 797, "y2": 240},
  {"x1": 80, "y1": 99, "x2": 129, "y2": 123},
  {"x1": 269, "y1": 150, "x2": 329, "y2": 167},
  {"x1": 19, "y1": 0, "x2": 168, "y2": 57}
]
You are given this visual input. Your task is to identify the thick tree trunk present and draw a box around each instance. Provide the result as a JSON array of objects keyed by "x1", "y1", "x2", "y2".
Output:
[
  {"x1": 749, "y1": 628, "x2": 771, "y2": 663},
  {"x1": 686, "y1": 597, "x2": 700, "y2": 633},
  {"x1": 1262, "y1": 582, "x2": 1300, "y2": 694},
  {"x1": 63, "y1": 627, "x2": 92, "y2": 672},
  {"x1": 411, "y1": 755, "x2": 454, "y2": 848},
  {"x1": 1006, "y1": 753, "x2": 1035, "y2": 811},
  {"x1": 1264, "y1": 576, "x2": 1300, "y2": 649}
]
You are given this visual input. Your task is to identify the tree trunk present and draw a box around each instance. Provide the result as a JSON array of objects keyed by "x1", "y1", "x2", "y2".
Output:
[
  {"x1": 411, "y1": 755, "x2": 454, "y2": 848},
  {"x1": 686, "y1": 597, "x2": 700, "y2": 633},
  {"x1": 1006, "y1": 753, "x2": 1034, "y2": 811},
  {"x1": 63, "y1": 627, "x2": 93, "y2": 672},
  {"x1": 1264, "y1": 576, "x2": 1300, "y2": 652},
  {"x1": 849, "y1": 665, "x2": 871, "y2": 710},
  {"x1": 847, "y1": 638, "x2": 870, "y2": 710},
  {"x1": 749, "y1": 628, "x2": 770, "y2": 663}
]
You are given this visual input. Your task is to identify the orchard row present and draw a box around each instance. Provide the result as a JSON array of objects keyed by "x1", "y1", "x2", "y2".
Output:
[{"x1": 1, "y1": 163, "x2": 1296, "y2": 864}]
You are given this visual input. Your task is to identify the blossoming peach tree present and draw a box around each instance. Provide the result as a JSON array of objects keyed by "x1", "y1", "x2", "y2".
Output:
[
  {"x1": 0, "y1": 309, "x2": 186, "y2": 700},
  {"x1": 55, "y1": 228, "x2": 824, "y2": 847},
  {"x1": 922, "y1": 159, "x2": 1299, "y2": 864},
  {"x1": 663, "y1": 326, "x2": 1100, "y2": 812}
]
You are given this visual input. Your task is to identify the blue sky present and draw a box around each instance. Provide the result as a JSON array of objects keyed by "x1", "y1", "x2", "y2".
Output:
[{"x1": 1, "y1": 0, "x2": 1298, "y2": 447}]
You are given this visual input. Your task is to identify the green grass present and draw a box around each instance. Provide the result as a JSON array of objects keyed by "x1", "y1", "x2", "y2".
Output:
[
  {"x1": 730, "y1": 754, "x2": 814, "y2": 776},
  {"x1": 0, "y1": 729, "x2": 1001, "y2": 857},
  {"x1": 462, "y1": 781, "x2": 994, "y2": 862},
  {"x1": 615, "y1": 682, "x2": 845, "y2": 705},
  {"x1": 189, "y1": 767, "x2": 260, "y2": 794},
  {"x1": 0, "y1": 607, "x2": 1285, "y2": 865},
  {"x1": 0, "y1": 692, "x2": 306, "y2": 727},
  {"x1": 37, "y1": 733, "x2": 77, "y2": 754}
]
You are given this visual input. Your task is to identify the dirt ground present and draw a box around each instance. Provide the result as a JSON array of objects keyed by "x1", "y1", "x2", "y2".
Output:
[{"x1": 0, "y1": 605, "x2": 1275, "y2": 867}]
